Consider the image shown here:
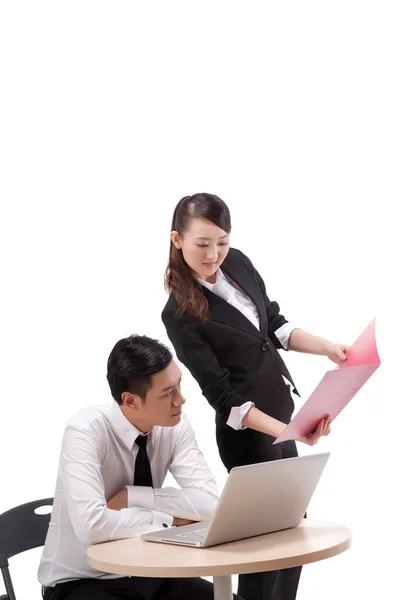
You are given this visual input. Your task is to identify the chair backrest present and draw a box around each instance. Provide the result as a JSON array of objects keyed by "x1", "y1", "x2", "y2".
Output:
[{"x1": 0, "y1": 498, "x2": 53, "y2": 568}]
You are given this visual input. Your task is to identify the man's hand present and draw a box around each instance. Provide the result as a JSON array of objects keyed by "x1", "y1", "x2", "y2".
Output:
[
  {"x1": 172, "y1": 517, "x2": 197, "y2": 527},
  {"x1": 297, "y1": 417, "x2": 332, "y2": 446},
  {"x1": 107, "y1": 489, "x2": 128, "y2": 510}
]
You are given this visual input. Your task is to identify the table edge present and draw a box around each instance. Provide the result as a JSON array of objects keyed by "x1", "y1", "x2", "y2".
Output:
[{"x1": 87, "y1": 533, "x2": 352, "y2": 578}]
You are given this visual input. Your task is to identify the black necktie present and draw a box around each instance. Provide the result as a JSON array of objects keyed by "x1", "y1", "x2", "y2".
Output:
[{"x1": 134, "y1": 435, "x2": 153, "y2": 487}]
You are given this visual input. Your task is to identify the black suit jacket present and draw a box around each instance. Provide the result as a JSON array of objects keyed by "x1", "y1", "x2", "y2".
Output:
[{"x1": 162, "y1": 248, "x2": 299, "y2": 427}]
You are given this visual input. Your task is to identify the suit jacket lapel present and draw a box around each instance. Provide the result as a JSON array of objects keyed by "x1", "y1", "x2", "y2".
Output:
[
  {"x1": 202, "y1": 286, "x2": 264, "y2": 339},
  {"x1": 220, "y1": 254, "x2": 268, "y2": 335},
  {"x1": 200, "y1": 249, "x2": 267, "y2": 339}
]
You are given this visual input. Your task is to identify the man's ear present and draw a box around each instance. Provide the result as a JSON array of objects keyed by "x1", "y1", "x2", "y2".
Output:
[{"x1": 121, "y1": 391, "x2": 141, "y2": 410}]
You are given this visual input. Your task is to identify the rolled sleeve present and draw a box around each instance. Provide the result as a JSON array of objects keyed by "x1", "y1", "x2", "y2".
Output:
[
  {"x1": 226, "y1": 401, "x2": 254, "y2": 430},
  {"x1": 275, "y1": 323, "x2": 298, "y2": 350}
]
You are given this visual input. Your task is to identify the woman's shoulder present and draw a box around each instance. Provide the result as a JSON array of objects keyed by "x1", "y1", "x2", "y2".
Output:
[
  {"x1": 161, "y1": 294, "x2": 193, "y2": 321},
  {"x1": 162, "y1": 293, "x2": 178, "y2": 320},
  {"x1": 224, "y1": 246, "x2": 251, "y2": 268},
  {"x1": 226, "y1": 246, "x2": 246, "y2": 260},
  {"x1": 161, "y1": 296, "x2": 200, "y2": 335}
]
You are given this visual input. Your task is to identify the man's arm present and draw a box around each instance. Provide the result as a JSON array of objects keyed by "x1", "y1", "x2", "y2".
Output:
[
  {"x1": 121, "y1": 415, "x2": 218, "y2": 522},
  {"x1": 106, "y1": 491, "x2": 195, "y2": 527},
  {"x1": 60, "y1": 425, "x2": 174, "y2": 545},
  {"x1": 154, "y1": 414, "x2": 219, "y2": 521},
  {"x1": 109, "y1": 415, "x2": 218, "y2": 524}
]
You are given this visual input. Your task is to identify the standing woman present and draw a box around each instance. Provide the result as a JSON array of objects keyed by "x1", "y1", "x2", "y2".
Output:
[{"x1": 162, "y1": 193, "x2": 348, "y2": 600}]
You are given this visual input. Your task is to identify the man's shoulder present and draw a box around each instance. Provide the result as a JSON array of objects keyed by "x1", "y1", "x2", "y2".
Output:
[
  {"x1": 172, "y1": 411, "x2": 196, "y2": 440},
  {"x1": 65, "y1": 404, "x2": 110, "y2": 432},
  {"x1": 176, "y1": 410, "x2": 191, "y2": 429},
  {"x1": 155, "y1": 411, "x2": 193, "y2": 442}
]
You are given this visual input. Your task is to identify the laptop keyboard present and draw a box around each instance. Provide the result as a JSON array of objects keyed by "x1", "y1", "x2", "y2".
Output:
[{"x1": 176, "y1": 528, "x2": 208, "y2": 540}]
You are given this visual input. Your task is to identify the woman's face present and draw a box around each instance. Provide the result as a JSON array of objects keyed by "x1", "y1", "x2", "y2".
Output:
[{"x1": 171, "y1": 217, "x2": 230, "y2": 283}]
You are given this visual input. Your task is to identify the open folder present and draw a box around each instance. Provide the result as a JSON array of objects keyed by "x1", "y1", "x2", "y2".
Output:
[{"x1": 274, "y1": 318, "x2": 381, "y2": 444}]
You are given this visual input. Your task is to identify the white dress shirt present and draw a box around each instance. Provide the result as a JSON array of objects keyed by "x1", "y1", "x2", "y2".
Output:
[
  {"x1": 38, "y1": 402, "x2": 218, "y2": 586},
  {"x1": 198, "y1": 269, "x2": 296, "y2": 430}
]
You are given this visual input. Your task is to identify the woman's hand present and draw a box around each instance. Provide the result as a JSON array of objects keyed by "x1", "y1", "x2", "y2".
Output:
[
  {"x1": 297, "y1": 417, "x2": 332, "y2": 446},
  {"x1": 288, "y1": 330, "x2": 351, "y2": 365},
  {"x1": 325, "y1": 342, "x2": 351, "y2": 364}
]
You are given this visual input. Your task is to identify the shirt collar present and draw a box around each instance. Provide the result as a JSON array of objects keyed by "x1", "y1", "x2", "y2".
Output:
[
  {"x1": 107, "y1": 401, "x2": 150, "y2": 451},
  {"x1": 197, "y1": 268, "x2": 226, "y2": 291}
]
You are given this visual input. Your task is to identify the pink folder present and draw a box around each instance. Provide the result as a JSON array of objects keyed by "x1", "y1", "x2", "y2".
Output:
[{"x1": 273, "y1": 318, "x2": 381, "y2": 444}]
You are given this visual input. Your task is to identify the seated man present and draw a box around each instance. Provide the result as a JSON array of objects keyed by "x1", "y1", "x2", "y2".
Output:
[{"x1": 39, "y1": 334, "x2": 242, "y2": 600}]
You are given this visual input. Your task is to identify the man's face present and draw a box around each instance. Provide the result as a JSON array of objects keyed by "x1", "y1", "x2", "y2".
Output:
[{"x1": 123, "y1": 360, "x2": 185, "y2": 431}]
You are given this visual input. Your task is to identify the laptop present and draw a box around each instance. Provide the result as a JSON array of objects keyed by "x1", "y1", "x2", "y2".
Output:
[{"x1": 142, "y1": 452, "x2": 330, "y2": 548}]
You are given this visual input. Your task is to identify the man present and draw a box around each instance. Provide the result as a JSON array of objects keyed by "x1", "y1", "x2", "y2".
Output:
[{"x1": 39, "y1": 334, "x2": 242, "y2": 600}]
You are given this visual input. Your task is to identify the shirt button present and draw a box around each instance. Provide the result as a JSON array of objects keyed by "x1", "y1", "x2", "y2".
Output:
[{"x1": 162, "y1": 523, "x2": 169, "y2": 528}]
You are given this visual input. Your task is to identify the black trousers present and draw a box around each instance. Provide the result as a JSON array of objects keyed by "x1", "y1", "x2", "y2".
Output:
[
  {"x1": 43, "y1": 577, "x2": 244, "y2": 600},
  {"x1": 216, "y1": 425, "x2": 302, "y2": 600}
]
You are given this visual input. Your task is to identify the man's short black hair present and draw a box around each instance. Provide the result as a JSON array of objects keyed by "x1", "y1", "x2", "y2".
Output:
[{"x1": 107, "y1": 334, "x2": 173, "y2": 404}]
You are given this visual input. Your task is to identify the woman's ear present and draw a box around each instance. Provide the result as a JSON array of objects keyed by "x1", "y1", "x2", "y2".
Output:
[{"x1": 170, "y1": 231, "x2": 182, "y2": 249}]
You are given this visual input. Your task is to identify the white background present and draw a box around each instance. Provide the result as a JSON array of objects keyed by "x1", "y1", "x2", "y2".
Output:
[{"x1": 0, "y1": 2, "x2": 399, "y2": 599}]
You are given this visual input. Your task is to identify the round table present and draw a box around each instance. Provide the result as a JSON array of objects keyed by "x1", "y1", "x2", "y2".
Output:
[{"x1": 87, "y1": 519, "x2": 352, "y2": 600}]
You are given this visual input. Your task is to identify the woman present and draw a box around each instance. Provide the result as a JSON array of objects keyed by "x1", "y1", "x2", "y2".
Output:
[{"x1": 162, "y1": 193, "x2": 348, "y2": 600}]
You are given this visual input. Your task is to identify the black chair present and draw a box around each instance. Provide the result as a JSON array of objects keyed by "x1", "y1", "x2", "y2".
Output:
[{"x1": 0, "y1": 498, "x2": 53, "y2": 600}]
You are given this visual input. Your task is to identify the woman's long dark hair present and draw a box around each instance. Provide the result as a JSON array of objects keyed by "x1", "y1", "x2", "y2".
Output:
[{"x1": 165, "y1": 193, "x2": 231, "y2": 320}]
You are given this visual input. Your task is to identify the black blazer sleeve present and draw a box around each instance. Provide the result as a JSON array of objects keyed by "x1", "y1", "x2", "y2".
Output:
[
  {"x1": 237, "y1": 249, "x2": 289, "y2": 350},
  {"x1": 162, "y1": 310, "x2": 250, "y2": 423}
]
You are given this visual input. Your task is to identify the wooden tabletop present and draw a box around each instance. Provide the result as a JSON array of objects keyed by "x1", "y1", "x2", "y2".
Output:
[{"x1": 87, "y1": 519, "x2": 352, "y2": 578}]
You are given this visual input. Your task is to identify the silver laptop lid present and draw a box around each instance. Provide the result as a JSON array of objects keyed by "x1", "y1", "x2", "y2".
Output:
[{"x1": 201, "y1": 452, "x2": 330, "y2": 547}]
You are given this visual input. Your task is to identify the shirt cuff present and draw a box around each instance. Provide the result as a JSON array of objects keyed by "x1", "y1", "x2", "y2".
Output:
[
  {"x1": 153, "y1": 510, "x2": 174, "y2": 530},
  {"x1": 126, "y1": 485, "x2": 154, "y2": 510},
  {"x1": 274, "y1": 323, "x2": 298, "y2": 350},
  {"x1": 226, "y1": 401, "x2": 254, "y2": 430}
]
